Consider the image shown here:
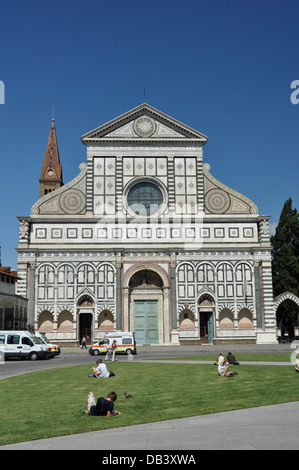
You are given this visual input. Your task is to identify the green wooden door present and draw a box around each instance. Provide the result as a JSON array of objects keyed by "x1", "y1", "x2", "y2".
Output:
[
  {"x1": 134, "y1": 300, "x2": 159, "y2": 344},
  {"x1": 200, "y1": 312, "x2": 214, "y2": 344}
]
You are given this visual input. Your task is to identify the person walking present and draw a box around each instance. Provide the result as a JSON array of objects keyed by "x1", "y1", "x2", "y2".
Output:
[
  {"x1": 105, "y1": 339, "x2": 112, "y2": 361},
  {"x1": 111, "y1": 340, "x2": 117, "y2": 362},
  {"x1": 81, "y1": 336, "x2": 87, "y2": 349}
]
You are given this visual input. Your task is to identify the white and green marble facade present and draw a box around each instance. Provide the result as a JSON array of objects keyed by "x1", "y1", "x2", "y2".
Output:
[{"x1": 16, "y1": 104, "x2": 277, "y2": 345}]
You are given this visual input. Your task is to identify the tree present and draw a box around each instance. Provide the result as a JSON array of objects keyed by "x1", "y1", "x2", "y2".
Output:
[{"x1": 271, "y1": 198, "x2": 299, "y2": 340}]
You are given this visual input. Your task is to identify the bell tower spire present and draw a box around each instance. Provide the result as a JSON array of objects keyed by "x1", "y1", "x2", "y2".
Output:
[{"x1": 39, "y1": 118, "x2": 63, "y2": 198}]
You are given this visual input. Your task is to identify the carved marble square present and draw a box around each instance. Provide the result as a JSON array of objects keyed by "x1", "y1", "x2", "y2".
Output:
[
  {"x1": 52, "y1": 228, "x2": 62, "y2": 238},
  {"x1": 105, "y1": 158, "x2": 115, "y2": 176},
  {"x1": 185, "y1": 227, "x2": 195, "y2": 238},
  {"x1": 156, "y1": 228, "x2": 167, "y2": 238},
  {"x1": 94, "y1": 177, "x2": 104, "y2": 195},
  {"x1": 243, "y1": 227, "x2": 254, "y2": 238},
  {"x1": 142, "y1": 228, "x2": 152, "y2": 238},
  {"x1": 36, "y1": 228, "x2": 47, "y2": 239},
  {"x1": 123, "y1": 158, "x2": 134, "y2": 175},
  {"x1": 67, "y1": 228, "x2": 77, "y2": 239},
  {"x1": 112, "y1": 228, "x2": 122, "y2": 238},
  {"x1": 174, "y1": 158, "x2": 185, "y2": 176},
  {"x1": 229, "y1": 228, "x2": 239, "y2": 238},
  {"x1": 186, "y1": 158, "x2": 196, "y2": 176},
  {"x1": 135, "y1": 158, "x2": 145, "y2": 175},
  {"x1": 94, "y1": 158, "x2": 105, "y2": 175},
  {"x1": 97, "y1": 227, "x2": 107, "y2": 238},
  {"x1": 82, "y1": 228, "x2": 93, "y2": 238},
  {"x1": 214, "y1": 228, "x2": 225, "y2": 238},
  {"x1": 200, "y1": 228, "x2": 210, "y2": 238},
  {"x1": 127, "y1": 228, "x2": 137, "y2": 238},
  {"x1": 171, "y1": 228, "x2": 181, "y2": 238}
]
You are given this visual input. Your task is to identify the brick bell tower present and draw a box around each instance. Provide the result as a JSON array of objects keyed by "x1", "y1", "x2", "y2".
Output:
[{"x1": 39, "y1": 118, "x2": 63, "y2": 197}]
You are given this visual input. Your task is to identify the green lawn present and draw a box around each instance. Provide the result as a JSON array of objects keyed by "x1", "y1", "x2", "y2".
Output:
[
  {"x1": 156, "y1": 353, "x2": 292, "y2": 362},
  {"x1": 0, "y1": 360, "x2": 298, "y2": 446}
]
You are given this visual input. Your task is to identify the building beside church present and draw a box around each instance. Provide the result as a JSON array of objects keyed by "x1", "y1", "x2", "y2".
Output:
[
  {"x1": 16, "y1": 103, "x2": 278, "y2": 345},
  {"x1": 0, "y1": 266, "x2": 28, "y2": 330}
]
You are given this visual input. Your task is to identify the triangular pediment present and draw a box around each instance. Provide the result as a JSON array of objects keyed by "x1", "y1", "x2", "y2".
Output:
[{"x1": 81, "y1": 103, "x2": 208, "y2": 144}]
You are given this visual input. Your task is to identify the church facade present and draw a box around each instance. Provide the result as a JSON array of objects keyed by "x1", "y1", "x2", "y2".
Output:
[{"x1": 16, "y1": 104, "x2": 277, "y2": 345}]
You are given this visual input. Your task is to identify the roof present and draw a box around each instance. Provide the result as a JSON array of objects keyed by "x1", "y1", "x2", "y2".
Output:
[
  {"x1": 39, "y1": 119, "x2": 63, "y2": 183},
  {"x1": 81, "y1": 103, "x2": 208, "y2": 145},
  {"x1": 0, "y1": 267, "x2": 20, "y2": 279}
]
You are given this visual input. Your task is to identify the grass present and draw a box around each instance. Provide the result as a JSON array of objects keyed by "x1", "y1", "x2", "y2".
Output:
[
  {"x1": 0, "y1": 360, "x2": 298, "y2": 446},
  {"x1": 155, "y1": 353, "x2": 292, "y2": 362}
]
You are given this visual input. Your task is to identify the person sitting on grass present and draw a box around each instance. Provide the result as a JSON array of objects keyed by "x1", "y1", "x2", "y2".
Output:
[
  {"x1": 214, "y1": 353, "x2": 223, "y2": 365},
  {"x1": 217, "y1": 354, "x2": 238, "y2": 377},
  {"x1": 227, "y1": 352, "x2": 239, "y2": 365},
  {"x1": 82, "y1": 391, "x2": 120, "y2": 416},
  {"x1": 89, "y1": 358, "x2": 115, "y2": 378},
  {"x1": 214, "y1": 352, "x2": 225, "y2": 366}
]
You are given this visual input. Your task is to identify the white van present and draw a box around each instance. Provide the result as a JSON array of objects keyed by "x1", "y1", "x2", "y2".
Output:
[
  {"x1": 89, "y1": 332, "x2": 137, "y2": 356},
  {"x1": 0, "y1": 331, "x2": 51, "y2": 361},
  {"x1": 35, "y1": 333, "x2": 61, "y2": 357}
]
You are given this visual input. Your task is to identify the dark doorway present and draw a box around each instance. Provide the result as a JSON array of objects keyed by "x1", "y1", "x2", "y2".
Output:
[
  {"x1": 276, "y1": 299, "x2": 299, "y2": 342},
  {"x1": 200, "y1": 312, "x2": 213, "y2": 344},
  {"x1": 79, "y1": 313, "x2": 92, "y2": 345}
]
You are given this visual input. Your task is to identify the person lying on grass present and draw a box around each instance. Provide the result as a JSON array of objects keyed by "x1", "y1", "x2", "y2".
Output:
[{"x1": 83, "y1": 391, "x2": 121, "y2": 416}]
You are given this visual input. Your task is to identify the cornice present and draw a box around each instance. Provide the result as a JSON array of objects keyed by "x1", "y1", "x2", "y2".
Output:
[
  {"x1": 83, "y1": 138, "x2": 205, "y2": 146},
  {"x1": 81, "y1": 103, "x2": 208, "y2": 145}
]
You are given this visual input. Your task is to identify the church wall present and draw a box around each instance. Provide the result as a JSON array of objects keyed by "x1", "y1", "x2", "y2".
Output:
[{"x1": 16, "y1": 105, "x2": 278, "y2": 345}]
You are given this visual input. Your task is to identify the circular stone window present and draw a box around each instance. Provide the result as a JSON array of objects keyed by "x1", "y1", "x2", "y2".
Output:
[{"x1": 127, "y1": 181, "x2": 164, "y2": 216}]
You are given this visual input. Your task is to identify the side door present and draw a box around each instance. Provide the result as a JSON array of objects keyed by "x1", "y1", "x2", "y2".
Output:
[
  {"x1": 21, "y1": 336, "x2": 35, "y2": 357},
  {"x1": 99, "y1": 338, "x2": 108, "y2": 353},
  {"x1": 6, "y1": 334, "x2": 22, "y2": 358}
]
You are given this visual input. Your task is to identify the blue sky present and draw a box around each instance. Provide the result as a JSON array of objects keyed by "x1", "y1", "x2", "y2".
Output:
[{"x1": 0, "y1": 0, "x2": 299, "y2": 269}]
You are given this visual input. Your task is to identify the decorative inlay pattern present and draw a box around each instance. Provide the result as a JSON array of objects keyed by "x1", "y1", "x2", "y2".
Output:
[
  {"x1": 133, "y1": 116, "x2": 157, "y2": 137},
  {"x1": 205, "y1": 188, "x2": 231, "y2": 214},
  {"x1": 59, "y1": 189, "x2": 86, "y2": 214}
]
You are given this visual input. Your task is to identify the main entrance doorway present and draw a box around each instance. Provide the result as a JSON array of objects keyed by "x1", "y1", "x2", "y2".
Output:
[
  {"x1": 78, "y1": 295, "x2": 94, "y2": 345},
  {"x1": 134, "y1": 299, "x2": 159, "y2": 344},
  {"x1": 125, "y1": 266, "x2": 169, "y2": 345},
  {"x1": 79, "y1": 313, "x2": 93, "y2": 345}
]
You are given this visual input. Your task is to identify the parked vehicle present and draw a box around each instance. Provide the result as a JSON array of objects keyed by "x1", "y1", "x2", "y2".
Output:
[
  {"x1": 35, "y1": 333, "x2": 61, "y2": 357},
  {"x1": 0, "y1": 330, "x2": 52, "y2": 361},
  {"x1": 89, "y1": 332, "x2": 137, "y2": 356}
]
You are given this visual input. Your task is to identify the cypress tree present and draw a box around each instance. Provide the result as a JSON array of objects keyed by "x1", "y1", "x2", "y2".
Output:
[{"x1": 271, "y1": 198, "x2": 299, "y2": 340}]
